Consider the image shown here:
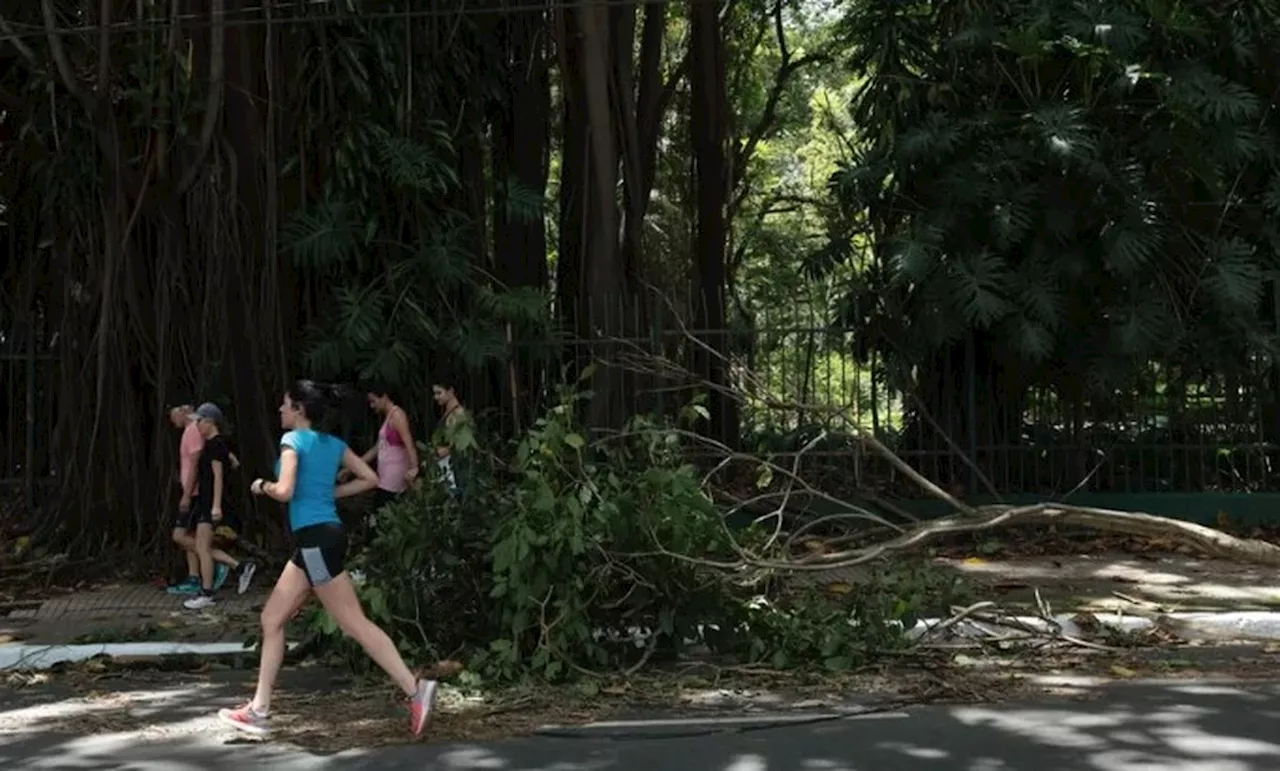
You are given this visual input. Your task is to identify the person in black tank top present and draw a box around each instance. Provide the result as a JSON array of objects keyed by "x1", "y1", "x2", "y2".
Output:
[{"x1": 182, "y1": 403, "x2": 258, "y2": 609}]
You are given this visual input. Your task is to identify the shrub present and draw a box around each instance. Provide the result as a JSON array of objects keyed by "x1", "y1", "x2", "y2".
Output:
[{"x1": 298, "y1": 388, "x2": 969, "y2": 682}]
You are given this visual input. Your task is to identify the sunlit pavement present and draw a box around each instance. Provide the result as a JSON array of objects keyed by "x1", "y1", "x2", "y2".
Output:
[{"x1": 2, "y1": 678, "x2": 1280, "y2": 769}]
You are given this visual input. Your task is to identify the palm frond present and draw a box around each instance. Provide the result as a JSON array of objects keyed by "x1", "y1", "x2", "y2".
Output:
[
  {"x1": 948, "y1": 249, "x2": 1011, "y2": 328},
  {"x1": 1202, "y1": 237, "x2": 1264, "y2": 312},
  {"x1": 281, "y1": 201, "x2": 360, "y2": 268}
]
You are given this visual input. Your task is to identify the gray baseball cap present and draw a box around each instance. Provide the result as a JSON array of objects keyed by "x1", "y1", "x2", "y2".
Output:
[{"x1": 194, "y1": 402, "x2": 224, "y2": 424}]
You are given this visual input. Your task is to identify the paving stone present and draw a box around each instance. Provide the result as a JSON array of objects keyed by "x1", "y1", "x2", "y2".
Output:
[{"x1": 34, "y1": 584, "x2": 266, "y2": 620}]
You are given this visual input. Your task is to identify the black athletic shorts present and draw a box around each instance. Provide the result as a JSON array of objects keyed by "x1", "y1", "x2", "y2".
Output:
[
  {"x1": 180, "y1": 497, "x2": 215, "y2": 530},
  {"x1": 290, "y1": 523, "x2": 348, "y2": 587},
  {"x1": 371, "y1": 488, "x2": 400, "y2": 511}
]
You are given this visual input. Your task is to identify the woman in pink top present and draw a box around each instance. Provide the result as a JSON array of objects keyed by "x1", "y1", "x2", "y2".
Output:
[{"x1": 357, "y1": 383, "x2": 420, "y2": 519}]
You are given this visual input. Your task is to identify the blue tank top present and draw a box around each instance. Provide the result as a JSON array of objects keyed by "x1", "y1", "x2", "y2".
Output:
[{"x1": 274, "y1": 429, "x2": 347, "y2": 532}]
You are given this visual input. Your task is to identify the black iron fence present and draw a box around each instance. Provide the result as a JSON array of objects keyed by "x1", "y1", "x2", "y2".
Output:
[
  {"x1": 6, "y1": 320, "x2": 1279, "y2": 503},
  {"x1": 0, "y1": 331, "x2": 56, "y2": 511},
  {"x1": 451, "y1": 325, "x2": 1280, "y2": 496}
]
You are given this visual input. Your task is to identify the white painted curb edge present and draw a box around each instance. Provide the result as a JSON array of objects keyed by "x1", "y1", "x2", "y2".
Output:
[
  {"x1": 0, "y1": 641, "x2": 297, "y2": 671},
  {"x1": 907, "y1": 610, "x2": 1280, "y2": 641},
  {"x1": 5, "y1": 610, "x2": 1278, "y2": 672}
]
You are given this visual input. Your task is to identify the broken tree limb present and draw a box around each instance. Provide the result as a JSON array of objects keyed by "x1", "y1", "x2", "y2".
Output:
[
  {"x1": 596, "y1": 288, "x2": 1280, "y2": 575},
  {"x1": 799, "y1": 503, "x2": 1280, "y2": 569}
]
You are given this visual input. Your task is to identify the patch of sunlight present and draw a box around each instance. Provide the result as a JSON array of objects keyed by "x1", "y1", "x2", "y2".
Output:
[
  {"x1": 1166, "y1": 684, "x2": 1272, "y2": 699},
  {"x1": 1106, "y1": 730, "x2": 1158, "y2": 746},
  {"x1": 724, "y1": 755, "x2": 768, "y2": 771},
  {"x1": 0, "y1": 684, "x2": 215, "y2": 730},
  {"x1": 968, "y1": 759, "x2": 1013, "y2": 770},
  {"x1": 950, "y1": 707, "x2": 1129, "y2": 749},
  {"x1": 1152, "y1": 725, "x2": 1280, "y2": 757},
  {"x1": 801, "y1": 760, "x2": 858, "y2": 770},
  {"x1": 1089, "y1": 749, "x2": 1252, "y2": 770},
  {"x1": 1138, "y1": 582, "x2": 1280, "y2": 604},
  {"x1": 437, "y1": 747, "x2": 509, "y2": 769},
  {"x1": 875, "y1": 741, "x2": 950, "y2": 759},
  {"x1": 1087, "y1": 568, "x2": 1190, "y2": 586}
]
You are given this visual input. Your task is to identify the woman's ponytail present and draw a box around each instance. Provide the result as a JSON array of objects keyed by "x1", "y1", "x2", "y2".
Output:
[{"x1": 286, "y1": 379, "x2": 352, "y2": 432}]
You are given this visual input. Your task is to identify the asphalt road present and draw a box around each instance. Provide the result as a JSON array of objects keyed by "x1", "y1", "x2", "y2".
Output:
[{"x1": 3, "y1": 677, "x2": 1279, "y2": 770}]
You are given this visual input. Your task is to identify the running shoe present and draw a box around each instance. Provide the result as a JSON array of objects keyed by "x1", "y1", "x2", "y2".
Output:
[
  {"x1": 166, "y1": 577, "x2": 199, "y2": 595},
  {"x1": 183, "y1": 594, "x2": 216, "y2": 610},
  {"x1": 213, "y1": 564, "x2": 230, "y2": 591},
  {"x1": 409, "y1": 679, "x2": 438, "y2": 738},
  {"x1": 237, "y1": 562, "x2": 258, "y2": 595},
  {"x1": 218, "y1": 703, "x2": 269, "y2": 737}
]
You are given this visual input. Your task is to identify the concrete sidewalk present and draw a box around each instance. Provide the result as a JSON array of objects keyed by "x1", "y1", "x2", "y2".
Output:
[
  {"x1": 3, "y1": 672, "x2": 1280, "y2": 769},
  {"x1": 2, "y1": 582, "x2": 270, "y2": 646}
]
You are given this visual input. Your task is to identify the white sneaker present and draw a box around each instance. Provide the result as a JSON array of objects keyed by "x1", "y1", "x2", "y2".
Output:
[
  {"x1": 237, "y1": 562, "x2": 258, "y2": 595},
  {"x1": 183, "y1": 594, "x2": 216, "y2": 610}
]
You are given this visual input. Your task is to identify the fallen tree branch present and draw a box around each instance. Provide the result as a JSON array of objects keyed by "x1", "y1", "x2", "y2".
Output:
[
  {"x1": 800, "y1": 502, "x2": 1280, "y2": 568},
  {"x1": 596, "y1": 288, "x2": 1280, "y2": 583}
]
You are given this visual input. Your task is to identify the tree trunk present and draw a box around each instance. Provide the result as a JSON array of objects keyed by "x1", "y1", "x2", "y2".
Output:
[
  {"x1": 556, "y1": 5, "x2": 630, "y2": 430},
  {"x1": 221, "y1": 0, "x2": 281, "y2": 470},
  {"x1": 688, "y1": 0, "x2": 739, "y2": 446},
  {"x1": 492, "y1": 6, "x2": 551, "y2": 430}
]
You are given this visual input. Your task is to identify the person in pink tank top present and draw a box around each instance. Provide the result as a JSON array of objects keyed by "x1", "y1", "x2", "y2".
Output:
[
  {"x1": 355, "y1": 383, "x2": 420, "y2": 522},
  {"x1": 167, "y1": 404, "x2": 205, "y2": 593}
]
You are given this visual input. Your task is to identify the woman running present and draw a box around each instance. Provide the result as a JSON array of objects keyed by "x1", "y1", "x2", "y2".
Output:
[
  {"x1": 217, "y1": 379, "x2": 438, "y2": 738},
  {"x1": 358, "y1": 382, "x2": 420, "y2": 520}
]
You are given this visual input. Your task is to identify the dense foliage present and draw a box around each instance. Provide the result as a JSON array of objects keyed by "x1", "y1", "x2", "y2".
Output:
[
  {"x1": 303, "y1": 388, "x2": 969, "y2": 682},
  {"x1": 823, "y1": 0, "x2": 1280, "y2": 490},
  {"x1": 8, "y1": 0, "x2": 1280, "y2": 561}
]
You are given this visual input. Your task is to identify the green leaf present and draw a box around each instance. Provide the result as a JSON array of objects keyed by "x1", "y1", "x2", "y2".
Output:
[
  {"x1": 1024, "y1": 106, "x2": 1096, "y2": 162},
  {"x1": 1104, "y1": 223, "x2": 1159, "y2": 276},
  {"x1": 564, "y1": 433, "x2": 586, "y2": 450},
  {"x1": 281, "y1": 201, "x2": 360, "y2": 268},
  {"x1": 1202, "y1": 238, "x2": 1263, "y2": 311},
  {"x1": 890, "y1": 227, "x2": 942, "y2": 284},
  {"x1": 1167, "y1": 68, "x2": 1260, "y2": 124},
  {"x1": 372, "y1": 124, "x2": 458, "y2": 194},
  {"x1": 1262, "y1": 176, "x2": 1280, "y2": 216},
  {"x1": 949, "y1": 250, "x2": 1012, "y2": 328},
  {"x1": 1013, "y1": 320, "x2": 1055, "y2": 361},
  {"x1": 755, "y1": 464, "x2": 774, "y2": 489}
]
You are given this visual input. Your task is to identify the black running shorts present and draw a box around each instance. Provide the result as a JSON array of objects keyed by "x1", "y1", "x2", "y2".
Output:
[
  {"x1": 181, "y1": 497, "x2": 215, "y2": 530},
  {"x1": 290, "y1": 523, "x2": 348, "y2": 587}
]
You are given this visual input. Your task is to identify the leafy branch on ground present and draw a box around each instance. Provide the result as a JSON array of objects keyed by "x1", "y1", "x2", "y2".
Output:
[{"x1": 282, "y1": 313, "x2": 1273, "y2": 687}]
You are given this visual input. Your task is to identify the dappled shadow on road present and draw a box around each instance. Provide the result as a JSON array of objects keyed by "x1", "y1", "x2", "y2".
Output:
[
  {"x1": 3, "y1": 676, "x2": 1280, "y2": 769},
  {"x1": 939, "y1": 551, "x2": 1280, "y2": 612}
]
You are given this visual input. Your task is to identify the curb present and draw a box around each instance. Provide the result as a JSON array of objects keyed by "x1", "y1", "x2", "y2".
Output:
[
  {"x1": 909, "y1": 610, "x2": 1280, "y2": 642},
  {"x1": 6, "y1": 610, "x2": 1279, "y2": 672},
  {"x1": 0, "y1": 641, "x2": 297, "y2": 671},
  {"x1": 534, "y1": 705, "x2": 906, "y2": 739}
]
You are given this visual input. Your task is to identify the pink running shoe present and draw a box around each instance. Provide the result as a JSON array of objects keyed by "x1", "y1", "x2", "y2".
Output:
[
  {"x1": 218, "y1": 703, "x2": 270, "y2": 737},
  {"x1": 409, "y1": 679, "x2": 438, "y2": 738}
]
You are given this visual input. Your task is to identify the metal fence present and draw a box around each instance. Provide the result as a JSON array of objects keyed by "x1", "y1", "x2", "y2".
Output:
[
  {"x1": 453, "y1": 325, "x2": 1280, "y2": 496},
  {"x1": 732, "y1": 329, "x2": 1280, "y2": 496},
  {"x1": 5, "y1": 320, "x2": 1279, "y2": 504},
  {"x1": 0, "y1": 333, "x2": 56, "y2": 511}
]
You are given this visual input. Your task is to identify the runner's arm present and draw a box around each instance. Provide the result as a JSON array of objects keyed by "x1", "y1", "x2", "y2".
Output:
[
  {"x1": 259, "y1": 448, "x2": 298, "y2": 502},
  {"x1": 336, "y1": 448, "x2": 378, "y2": 499},
  {"x1": 180, "y1": 448, "x2": 200, "y2": 501},
  {"x1": 211, "y1": 459, "x2": 224, "y2": 519}
]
